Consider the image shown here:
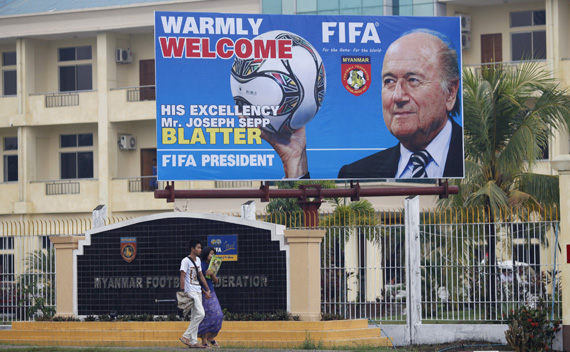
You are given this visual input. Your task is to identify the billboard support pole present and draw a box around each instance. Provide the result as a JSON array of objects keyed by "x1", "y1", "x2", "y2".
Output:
[
  {"x1": 297, "y1": 184, "x2": 323, "y2": 228},
  {"x1": 155, "y1": 181, "x2": 458, "y2": 227}
]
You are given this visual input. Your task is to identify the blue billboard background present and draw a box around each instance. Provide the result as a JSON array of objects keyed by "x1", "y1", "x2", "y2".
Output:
[{"x1": 155, "y1": 12, "x2": 462, "y2": 180}]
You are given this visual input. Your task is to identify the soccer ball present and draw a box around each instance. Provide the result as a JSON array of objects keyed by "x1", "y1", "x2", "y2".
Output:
[{"x1": 230, "y1": 30, "x2": 326, "y2": 134}]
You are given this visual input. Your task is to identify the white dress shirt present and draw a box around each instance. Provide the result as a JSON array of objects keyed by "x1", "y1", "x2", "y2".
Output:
[{"x1": 396, "y1": 119, "x2": 452, "y2": 178}]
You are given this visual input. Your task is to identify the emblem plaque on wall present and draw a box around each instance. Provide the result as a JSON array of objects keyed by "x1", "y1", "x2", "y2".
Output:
[{"x1": 120, "y1": 237, "x2": 137, "y2": 262}]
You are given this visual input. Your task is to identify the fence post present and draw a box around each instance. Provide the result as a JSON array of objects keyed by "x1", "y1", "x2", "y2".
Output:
[
  {"x1": 92, "y1": 204, "x2": 107, "y2": 229},
  {"x1": 240, "y1": 200, "x2": 256, "y2": 220},
  {"x1": 284, "y1": 229, "x2": 326, "y2": 321},
  {"x1": 405, "y1": 195, "x2": 421, "y2": 345},
  {"x1": 50, "y1": 236, "x2": 85, "y2": 317},
  {"x1": 550, "y1": 156, "x2": 570, "y2": 350}
]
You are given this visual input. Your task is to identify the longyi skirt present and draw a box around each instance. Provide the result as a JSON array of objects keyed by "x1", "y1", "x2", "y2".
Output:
[{"x1": 198, "y1": 291, "x2": 223, "y2": 338}]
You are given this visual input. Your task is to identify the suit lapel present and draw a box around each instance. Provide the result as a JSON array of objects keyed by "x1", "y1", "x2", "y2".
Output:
[
  {"x1": 443, "y1": 119, "x2": 464, "y2": 177},
  {"x1": 382, "y1": 145, "x2": 401, "y2": 177}
]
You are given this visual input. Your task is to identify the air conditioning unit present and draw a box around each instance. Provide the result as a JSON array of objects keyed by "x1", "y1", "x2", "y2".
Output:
[
  {"x1": 462, "y1": 33, "x2": 471, "y2": 50},
  {"x1": 458, "y1": 14, "x2": 471, "y2": 32},
  {"x1": 116, "y1": 48, "x2": 133, "y2": 64},
  {"x1": 118, "y1": 135, "x2": 136, "y2": 150}
]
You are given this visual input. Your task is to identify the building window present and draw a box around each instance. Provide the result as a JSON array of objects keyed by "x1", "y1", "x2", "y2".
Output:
[
  {"x1": 3, "y1": 155, "x2": 17, "y2": 182},
  {"x1": 512, "y1": 31, "x2": 546, "y2": 61},
  {"x1": 539, "y1": 143, "x2": 549, "y2": 160},
  {"x1": 2, "y1": 52, "x2": 16, "y2": 66},
  {"x1": 41, "y1": 236, "x2": 51, "y2": 249},
  {"x1": 61, "y1": 152, "x2": 93, "y2": 179},
  {"x1": 510, "y1": 10, "x2": 546, "y2": 27},
  {"x1": 262, "y1": 0, "x2": 283, "y2": 13},
  {"x1": 268, "y1": 0, "x2": 383, "y2": 15},
  {"x1": 2, "y1": 70, "x2": 16, "y2": 96},
  {"x1": 59, "y1": 65, "x2": 92, "y2": 92},
  {"x1": 510, "y1": 10, "x2": 546, "y2": 61},
  {"x1": 58, "y1": 46, "x2": 92, "y2": 62},
  {"x1": 0, "y1": 237, "x2": 13, "y2": 250},
  {"x1": 60, "y1": 133, "x2": 94, "y2": 179},
  {"x1": 60, "y1": 134, "x2": 93, "y2": 148},
  {"x1": 4, "y1": 137, "x2": 17, "y2": 151},
  {"x1": 0, "y1": 254, "x2": 14, "y2": 282},
  {"x1": 58, "y1": 46, "x2": 92, "y2": 92},
  {"x1": 3, "y1": 137, "x2": 17, "y2": 182},
  {"x1": 2, "y1": 52, "x2": 16, "y2": 97}
]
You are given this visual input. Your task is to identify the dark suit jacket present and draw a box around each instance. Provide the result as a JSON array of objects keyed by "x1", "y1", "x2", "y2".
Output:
[{"x1": 338, "y1": 119, "x2": 464, "y2": 179}]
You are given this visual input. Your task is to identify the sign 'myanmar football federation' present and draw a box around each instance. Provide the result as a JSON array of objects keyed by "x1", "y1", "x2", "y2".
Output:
[{"x1": 155, "y1": 12, "x2": 464, "y2": 181}]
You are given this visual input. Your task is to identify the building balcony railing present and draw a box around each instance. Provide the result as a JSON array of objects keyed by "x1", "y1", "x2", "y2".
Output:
[
  {"x1": 28, "y1": 91, "x2": 98, "y2": 124},
  {"x1": 122, "y1": 176, "x2": 163, "y2": 192},
  {"x1": 45, "y1": 92, "x2": 79, "y2": 107},
  {"x1": 43, "y1": 180, "x2": 81, "y2": 195},
  {"x1": 214, "y1": 181, "x2": 255, "y2": 188},
  {"x1": 119, "y1": 177, "x2": 255, "y2": 192},
  {"x1": 32, "y1": 178, "x2": 98, "y2": 212},
  {"x1": 465, "y1": 61, "x2": 520, "y2": 77},
  {"x1": 110, "y1": 85, "x2": 156, "y2": 102},
  {"x1": 465, "y1": 60, "x2": 550, "y2": 78},
  {"x1": 29, "y1": 91, "x2": 91, "y2": 108}
]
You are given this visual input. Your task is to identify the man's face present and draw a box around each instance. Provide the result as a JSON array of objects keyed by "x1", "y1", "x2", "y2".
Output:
[
  {"x1": 381, "y1": 33, "x2": 458, "y2": 151},
  {"x1": 191, "y1": 243, "x2": 202, "y2": 256}
]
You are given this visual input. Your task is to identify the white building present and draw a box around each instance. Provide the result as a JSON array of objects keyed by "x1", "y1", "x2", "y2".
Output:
[{"x1": 0, "y1": 0, "x2": 567, "y2": 222}]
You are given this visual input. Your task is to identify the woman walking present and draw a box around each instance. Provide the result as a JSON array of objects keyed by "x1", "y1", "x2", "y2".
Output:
[{"x1": 198, "y1": 247, "x2": 224, "y2": 348}]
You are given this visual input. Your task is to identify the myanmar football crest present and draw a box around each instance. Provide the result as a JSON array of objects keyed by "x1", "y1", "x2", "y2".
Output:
[
  {"x1": 120, "y1": 237, "x2": 137, "y2": 262},
  {"x1": 341, "y1": 56, "x2": 371, "y2": 96}
]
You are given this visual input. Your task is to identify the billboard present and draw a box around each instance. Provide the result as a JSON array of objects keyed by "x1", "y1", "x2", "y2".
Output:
[{"x1": 155, "y1": 12, "x2": 464, "y2": 181}]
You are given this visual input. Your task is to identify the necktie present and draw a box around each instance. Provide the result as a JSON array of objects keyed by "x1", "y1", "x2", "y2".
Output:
[{"x1": 410, "y1": 150, "x2": 431, "y2": 178}]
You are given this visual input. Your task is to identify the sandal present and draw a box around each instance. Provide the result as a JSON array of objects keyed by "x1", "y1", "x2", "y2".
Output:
[
  {"x1": 187, "y1": 343, "x2": 207, "y2": 349},
  {"x1": 209, "y1": 340, "x2": 220, "y2": 348},
  {"x1": 179, "y1": 337, "x2": 192, "y2": 347}
]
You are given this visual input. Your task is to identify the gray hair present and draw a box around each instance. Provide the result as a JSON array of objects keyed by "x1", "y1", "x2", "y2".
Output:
[{"x1": 401, "y1": 28, "x2": 461, "y2": 118}]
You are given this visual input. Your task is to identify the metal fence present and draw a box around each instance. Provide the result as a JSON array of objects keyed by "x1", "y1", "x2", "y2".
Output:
[
  {"x1": 419, "y1": 207, "x2": 561, "y2": 323},
  {"x1": 0, "y1": 234, "x2": 55, "y2": 321},
  {"x1": 319, "y1": 213, "x2": 407, "y2": 322},
  {"x1": 0, "y1": 206, "x2": 561, "y2": 324},
  {"x1": 313, "y1": 205, "x2": 561, "y2": 323},
  {"x1": 0, "y1": 218, "x2": 129, "y2": 322}
]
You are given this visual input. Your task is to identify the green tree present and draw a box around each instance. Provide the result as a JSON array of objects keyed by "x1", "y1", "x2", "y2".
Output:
[
  {"x1": 441, "y1": 61, "x2": 570, "y2": 211},
  {"x1": 439, "y1": 61, "x2": 570, "y2": 318},
  {"x1": 264, "y1": 180, "x2": 337, "y2": 227}
]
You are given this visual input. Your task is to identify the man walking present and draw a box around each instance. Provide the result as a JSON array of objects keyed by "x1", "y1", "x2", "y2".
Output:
[{"x1": 179, "y1": 239, "x2": 211, "y2": 349}]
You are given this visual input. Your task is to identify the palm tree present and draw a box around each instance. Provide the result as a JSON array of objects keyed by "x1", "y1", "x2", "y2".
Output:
[
  {"x1": 441, "y1": 61, "x2": 570, "y2": 211},
  {"x1": 439, "y1": 61, "x2": 570, "y2": 317}
]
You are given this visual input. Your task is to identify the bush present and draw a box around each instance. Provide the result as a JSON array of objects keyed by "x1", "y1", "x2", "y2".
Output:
[
  {"x1": 504, "y1": 301, "x2": 561, "y2": 352},
  {"x1": 221, "y1": 309, "x2": 297, "y2": 321},
  {"x1": 321, "y1": 312, "x2": 343, "y2": 321}
]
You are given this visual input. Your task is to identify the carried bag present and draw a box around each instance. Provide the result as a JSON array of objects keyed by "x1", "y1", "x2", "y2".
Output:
[
  {"x1": 176, "y1": 256, "x2": 201, "y2": 318},
  {"x1": 176, "y1": 291, "x2": 194, "y2": 318}
]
